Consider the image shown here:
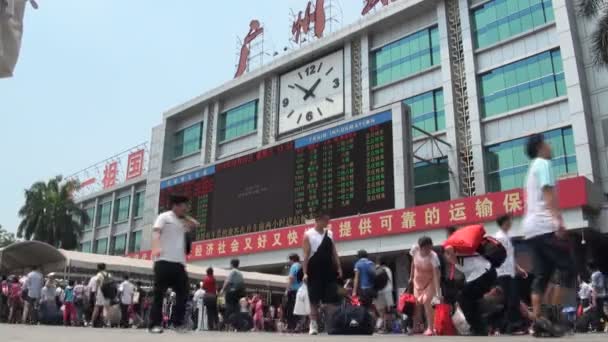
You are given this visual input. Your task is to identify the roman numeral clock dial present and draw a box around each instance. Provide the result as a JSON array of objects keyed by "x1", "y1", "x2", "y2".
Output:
[{"x1": 278, "y1": 50, "x2": 345, "y2": 135}]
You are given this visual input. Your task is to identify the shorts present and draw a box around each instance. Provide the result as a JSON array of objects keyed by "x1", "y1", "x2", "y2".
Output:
[
  {"x1": 527, "y1": 233, "x2": 575, "y2": 294},
  {"x1": 308, "y1": 279, "x2": 339, "y2": 306},
  {"x1": 375, "y1": 290, "x2": 394, "y2": 311},
  {"x1": 95, "y1": 290, "x2": 109, "y2": 307},
  {"x1": 358, "y1": 288, "x2": 377, "y2": 308}
]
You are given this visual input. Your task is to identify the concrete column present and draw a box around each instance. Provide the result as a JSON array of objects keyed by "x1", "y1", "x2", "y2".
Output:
[
  {"x1": 458, "y1": 0, "x2": 487, "y2": 195},
  {"x1": 142, "y1": 124, "x2": 165, "y2": 251},
  {"x1": 344, "y1": 40, "x2": 353, "y2": 119},
  {"x1": 107, "y1": 192, "x2": 117, "y2": 255},
  {"x1": 257, "y1": 81, "x2": 266, "y2": 146},
  {"x1": 200, "y1": 106, "x2": 210, "y2": 165},
  {"x1": 124, "y1": 184, "x2": 136, "y2": 256},
  {"x1": 209, "y1": 101, "x2": 220, "y2": 163},
  {"x1": 554, "y1": 0, "x2": 600, "y2": 182},
  {"x1": 392, "y1": 102, "x2": 415, "y2": 209},
  {"x1": 91, "y1": 197, "x2": 99, "y2": 251},
  {"x1": 437, "y1": 0, "x2": 459, "y2": 200},
  {"x1": 360, "y1": 34, "x2": 371, "y2": 113}
]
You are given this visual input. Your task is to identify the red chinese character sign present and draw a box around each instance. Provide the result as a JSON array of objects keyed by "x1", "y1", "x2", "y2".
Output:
[
  {"x1": 362, "y1": 0, "x2": 396, "y2": 15},
  {"x1": 292, "y1": 0, "x2": 326, "y2": 44},
  {"x1": 126, "y1": 149, "x2": 145, "y2": 180},
  {"x1": 102, "y1": 161, "x2": 118, "y2": 189},
  {"x1": 234, "y1": 20, "x2": 264, "y2": 78}
]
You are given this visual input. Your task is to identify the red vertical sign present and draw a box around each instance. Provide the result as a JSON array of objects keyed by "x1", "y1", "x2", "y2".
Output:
[{"x1": 126, "y1": 149, "x2": 145, "y2": 180}]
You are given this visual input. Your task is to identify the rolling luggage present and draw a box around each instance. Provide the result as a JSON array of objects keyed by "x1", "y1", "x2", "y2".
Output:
[{"x1": 328, "y1": 303, "x2": 374, "y2": 335}]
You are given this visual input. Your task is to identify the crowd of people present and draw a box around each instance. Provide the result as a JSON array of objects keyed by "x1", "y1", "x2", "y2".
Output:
[{"x1": 2, "y1": 133, "x2": 608, "y2": 338}]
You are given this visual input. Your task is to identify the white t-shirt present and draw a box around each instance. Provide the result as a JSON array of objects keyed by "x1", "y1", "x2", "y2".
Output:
[
  {"x1": 494, "y1": 229, "x2": 515, "y2": 278},
  {"x1": 87, "y1": 275, "x2": 98, "y2": 294},
  {"x1": 305, "y1": 228, "x2": 332, "y2": 258},
  {"x1": 379, "y1": 266, "x2": 393, "y2": 293},
  {"x1": 523, "y1": 158, "x2": 557, "y2": 239},
  {"x1": 119, "y1": 280, "x2": 135, "y2": 305},
  {"x1": 154, "y1": 211, "x2": 187, "y2": 264},
  {"x1": 194, "y1": 289, "x2": 205, "y2": 306},
  {"x1": 455, "y1": 256, "x2": 491, "y2": 283},
  {"x1": 579, "y1": 282, "x2": 592, "y2": 300}
]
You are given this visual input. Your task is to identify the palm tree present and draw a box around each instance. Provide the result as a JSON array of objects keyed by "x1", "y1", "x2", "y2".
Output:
[
  {"x1": 578, "y1": 0, "x2": 608, "y2": 67},
  {"x1": 17, "y1": 176, "x2": 88, "y2": 250},
  {"x1": 0, "y1": 225, "x2": 16, "y2": 248}
]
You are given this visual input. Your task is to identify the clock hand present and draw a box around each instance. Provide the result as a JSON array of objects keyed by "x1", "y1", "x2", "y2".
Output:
[
  {"x1": 294, "y1": 83, "x2": 309, "y2": 95},
  {"x1": 303, "y1": 78, "x2": 322, "y2": 101}
]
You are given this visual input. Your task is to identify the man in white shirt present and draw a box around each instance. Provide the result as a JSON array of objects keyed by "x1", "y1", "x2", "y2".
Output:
[
  {"x1": 148, "y1": 195, "x2": 198, "y2": 334},
  {"x1": 119, "y1": 275, "x2": 134, "y2": 328},
  {"x1": 21, "y1": 266, "x2": 43, "y2": 324},
  {"x1": 522, "y1": 134, "x2": 574, "y2": 336},
  {"x1": 193, "y1": 283, "x2": 205, "y2": 331},
  {"x1": 494, "y1": 215, "x2": 527, "y2": 334}
]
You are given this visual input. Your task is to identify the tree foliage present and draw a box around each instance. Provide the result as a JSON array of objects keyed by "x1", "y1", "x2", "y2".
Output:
[
  {"x1": 17, "y1": 176, "x2": 88, "y2": 250},
  {"x1": 0, "y1": 225, "x2": 16, "y2": 248},
  {"x1": 578, "y1": 0, "x2": 608, "y2": 67}
]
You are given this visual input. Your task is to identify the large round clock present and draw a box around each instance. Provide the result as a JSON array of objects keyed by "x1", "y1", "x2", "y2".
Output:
[{"x1": 278, "y1": 49, "x2": 344, "y2": 135}]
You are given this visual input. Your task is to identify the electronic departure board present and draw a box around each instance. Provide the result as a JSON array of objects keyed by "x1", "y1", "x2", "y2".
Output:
[{"x1": 158, "y1": 111, "x2": 396, "y2": 241}]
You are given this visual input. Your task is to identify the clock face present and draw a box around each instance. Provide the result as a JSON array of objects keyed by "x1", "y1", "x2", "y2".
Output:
[{"x1": 278, "y1": 50, "x2": 344, "y2": 135}]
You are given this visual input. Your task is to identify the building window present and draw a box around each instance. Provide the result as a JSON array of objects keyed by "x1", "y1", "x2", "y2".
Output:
[
  {"x1": 472, "y1": 0, "x2": 555, "y2": 49},
  {"x1": 83, "y1": 207, "x2": 95, "y2": 231},
  {"x1": 129, "y1": 231, "x2": 142, "y2": 253},
  {"x1": 174, "y1": 122, "x2": 203, "y2": 158},
  {"x1": 219, "y1": 100, "x2": 258, "y2": 142},
  {"x1": 111, "y1": 234, "x2": 127, "y2": 256},
  {"x1": 479, "y1": 49, "x2": 565, "y2": 118},
  {"x1": 404, "y1": 89, "x2": 445, "y2": 138},
  {"x1": 114, "y1": 195, "x2": 131, "y2": 222},
  {"x1": 133, "y1": 191, "x2": 145, "y2": 218},
  {"x1": 95, "y1": 238, "x2": 108, "y2": 255},
  {"x1": 414, "y1": 157, "x2": 450, "y2": 205},
  {"x1": 371, "y1": 26, "x2": 440, "y2": 87},
  {"x1": 81, "y1": 241, "x2": 92, "y2": 253},
  {"x1": 485, "y1": 126, "x2": 576, "y2": 192},
  {"x1": 97, "y1": 202, "x2": 112, "y2": 227}
]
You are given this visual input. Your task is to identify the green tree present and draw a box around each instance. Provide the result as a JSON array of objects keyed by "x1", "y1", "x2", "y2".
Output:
[
  {"x1": 0, "y1": 225, "x2": 16, "y2": 248},
  {"x1": 17, "y1": 176, "x2": 88, "y2": 250},
  {"x1": 578, "y1": 0, "x2": 608, "y2": 67}
]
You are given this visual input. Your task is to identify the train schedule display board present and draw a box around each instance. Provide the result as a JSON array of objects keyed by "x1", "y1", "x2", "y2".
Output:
[{"x1": 158, "y1": 111, "x2": 396, "y2": 240}]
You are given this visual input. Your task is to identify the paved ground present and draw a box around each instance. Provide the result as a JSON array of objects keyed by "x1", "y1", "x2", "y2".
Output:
[{"x1": 0, "y1": 325, "x2": 606, "y2": 342}]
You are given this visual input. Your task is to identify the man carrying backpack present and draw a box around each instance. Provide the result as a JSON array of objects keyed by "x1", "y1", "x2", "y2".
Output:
[
  {"x1": 90, "y1": 263, "x2": 111, "y2": 327},
  {"x1": 353, "y1": 249, "x2": 376, "y2": 308}
]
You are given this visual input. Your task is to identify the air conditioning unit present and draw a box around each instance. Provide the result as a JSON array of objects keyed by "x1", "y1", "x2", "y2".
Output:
[{"x1": 0, "y1": 0, "x2": 33, "y2": 78}]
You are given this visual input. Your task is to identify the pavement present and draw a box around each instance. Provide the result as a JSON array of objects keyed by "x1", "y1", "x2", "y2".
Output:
[{"x1": 0, "y1": 325, "x2": 607, "y2": 342}]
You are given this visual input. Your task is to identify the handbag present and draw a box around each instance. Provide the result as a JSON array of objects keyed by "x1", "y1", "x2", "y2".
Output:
[
  {"x1": 434, "y1": 303, "x2": 456, "y2": 336},
  {"x1": 452, "y1": 305, "x2": 470, "y2": 335},
  {"x1": 293, "y1": 284, "x2": 310, "y2": 316}
]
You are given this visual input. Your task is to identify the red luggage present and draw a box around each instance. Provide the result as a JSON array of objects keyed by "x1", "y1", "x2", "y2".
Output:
[
  {"x1": 443, "y1": 224, "x2": 486, "y2": 254},
  {"x1": 434, "y1": 303, "x2": 456, "y2": 336}
]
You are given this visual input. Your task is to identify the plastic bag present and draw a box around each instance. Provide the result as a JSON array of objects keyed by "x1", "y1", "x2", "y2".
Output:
[
  {"x1": 293, "y1": 284, "x2": 310, "y2": 316},
  {"x1": 451, "y1": 305, "x2": 470, "y2": 336}
]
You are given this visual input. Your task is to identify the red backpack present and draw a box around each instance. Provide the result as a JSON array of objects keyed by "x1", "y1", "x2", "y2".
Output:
[{"x1": 443, "y1": 224, "x2": 485, "y2": 254}]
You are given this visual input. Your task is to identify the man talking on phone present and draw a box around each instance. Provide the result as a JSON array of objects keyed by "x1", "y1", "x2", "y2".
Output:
[{"x1": 148, "y1": 195, "x2": 198, "y2": 334}]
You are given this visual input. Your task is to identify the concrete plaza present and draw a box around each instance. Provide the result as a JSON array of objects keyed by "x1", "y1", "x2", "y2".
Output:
[{"x1": 0, "y1": 325, "x2": 605, "y2": 342}]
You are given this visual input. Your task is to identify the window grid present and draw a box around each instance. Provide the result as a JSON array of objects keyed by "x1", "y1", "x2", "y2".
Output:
[
  {"x1": 83, "y1": 207, "x2": 95, "y2": 231},
  {"x1": 479, "y1": 49, "x2": 565, "y2": 118},
  {"x1": 485, "y1": 127, "x2": 577, "y2": 192},
  {"x1": 219, "y1": 100, "x2": 258, "y2": 142},
  {"x1": 130, "y1": 231, "x2": 142, "y2": 253},
  {"x1": 114, "y1": 196, "x2": 131, "y2": 222},
  {"x1": 371, "y1": 26, "x2": 440, "y2": 87},
  {"x1": 414, "y1": 157, "x2": 450, "y2": 205},
  {"x1": 404, "y1": 89, "x2": 445, "y2": 138},
  {"x1": 95, "y1": 238, "x2": 108, "y2": 255},
  {"x1": 81, "y1": 241, "x2": 92, "y2": 253},
  {"x1": 472, "y1": 0, "x2": 555, "y2": 49},
  {"x1": 174, "y1": 123, "x2": 203, "y2": 158},
  {"x1": 111, "y1": 234, "x2": 127, "y2": 256},
  {"x1": 97, "y1": 202, "x2": 112, "y2": 227},
  {"x1": 134, "y1": 191, "x2": 145, "y2": 218}
]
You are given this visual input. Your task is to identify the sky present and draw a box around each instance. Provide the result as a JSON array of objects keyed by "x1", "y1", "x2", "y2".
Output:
[{"x1": 0, "y1": 1, "x2": 364, "y2": 233}]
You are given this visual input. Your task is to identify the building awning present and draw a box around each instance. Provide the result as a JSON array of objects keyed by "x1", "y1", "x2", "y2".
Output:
[{"x1": 0, "y1": 240, "x2": 66, "y2": 273}]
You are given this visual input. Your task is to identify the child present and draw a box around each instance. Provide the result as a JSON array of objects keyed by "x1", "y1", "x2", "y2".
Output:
[
  {"x1": 444, "y1": 246, "x2": 497, "y2": 336},
  {"x1": 251, "y1": 295, "x2": 264, "y2": 331},
  {"x1": 8, "y1": 277, "x2": 22, "y2": 324},
  {"x1": 62, "y1": 280, "x2": 76, "y2": 326}
]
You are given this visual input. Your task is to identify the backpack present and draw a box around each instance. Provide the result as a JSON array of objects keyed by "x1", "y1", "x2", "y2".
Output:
[
  {"x1": 476, "y1": 236, "x2": 507, "y2": 268},
  {"x1": 443, "y1": 224, "x2": 486, "y2": 254},
  {"x1": 373, "y1": 266, "x2": 389, "y2": 291},
  {"x1": 100, "y1": 272, "x2": 118, "y2": 300}
]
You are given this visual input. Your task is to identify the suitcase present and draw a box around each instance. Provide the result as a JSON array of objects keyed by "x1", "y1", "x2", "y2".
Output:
[{"x1": 328, "y1": 303, "x2": 374, "y2": 335}]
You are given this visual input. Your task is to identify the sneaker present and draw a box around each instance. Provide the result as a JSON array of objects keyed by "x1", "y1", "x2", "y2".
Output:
[
  {"x1": 309, "y1": 321, "x2": 319, "y2": 335},
  {"x1": 148, "y1": 326, "x2": 164, "y2": 334}
]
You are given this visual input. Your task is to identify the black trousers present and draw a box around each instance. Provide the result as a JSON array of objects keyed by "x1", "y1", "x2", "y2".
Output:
[
  {"x1": 120, "y1": 304, "x2": 129, "y2": 327},
  {"x1": 203, "y1": 294, "x2": 218, "y2": 330},
  {"x1": 527, "y1": 233, "x2": 575, "y2": 294},
  {"x1": 459, "y1": 269, "x2": 497, "y2": 336},
  {"x1": 595, "y1": 297, "x2": 607, "y2": 329},
  {"x1": 285, "y1": 290, "x2": 298, "y2": 330},
  {"x1": 497, "y1": 275, "x2": 522, "y2": 332},
  {"x1": 149, "y1": 261, "x2": 188, "y2": 328}
]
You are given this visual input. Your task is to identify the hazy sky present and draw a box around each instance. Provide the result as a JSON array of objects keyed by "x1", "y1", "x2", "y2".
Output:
[{"x1": 0, "y1": 1, "x2": 364, "y2": 233}]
